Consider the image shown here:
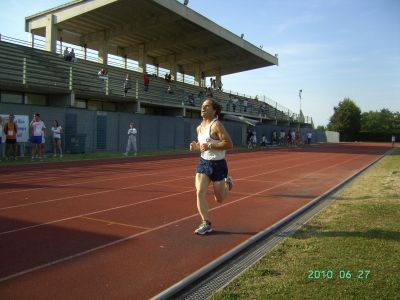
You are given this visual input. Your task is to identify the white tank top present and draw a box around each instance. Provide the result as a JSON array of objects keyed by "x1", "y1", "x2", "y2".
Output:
[{"x1": 198, "y1": 118, "x2": 225, "y2": 161}]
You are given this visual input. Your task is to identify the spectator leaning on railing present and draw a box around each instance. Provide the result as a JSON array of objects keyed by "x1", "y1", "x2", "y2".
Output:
[
  {"x1": 123, "y1": 74, "x2": 131, "y2": 96},
  {"x1": 98, "y1": 68, "x2": 108, "y2": 80}
]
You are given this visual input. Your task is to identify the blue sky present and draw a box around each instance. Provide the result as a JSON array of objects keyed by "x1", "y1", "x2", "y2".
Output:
[{"x1": 0, "y1": 0, "x2": 399, "y2": 126}]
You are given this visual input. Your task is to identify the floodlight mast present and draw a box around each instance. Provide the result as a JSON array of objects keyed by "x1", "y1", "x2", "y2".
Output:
[{"x1": 298, "y1": 89, "x2": 302, "y2": 128}]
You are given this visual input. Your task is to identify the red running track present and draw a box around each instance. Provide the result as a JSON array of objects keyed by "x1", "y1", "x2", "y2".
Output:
[{"x1": 0, "y1": 143, "x2": 391, "y2": 299}]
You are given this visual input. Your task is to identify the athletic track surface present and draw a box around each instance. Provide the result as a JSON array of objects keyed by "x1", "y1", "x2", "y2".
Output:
[{"x1": 0, "y1": 143, "x2": 392, "y2": 299}]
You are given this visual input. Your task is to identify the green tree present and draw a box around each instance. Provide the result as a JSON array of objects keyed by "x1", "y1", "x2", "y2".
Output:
[
  {"x1": 327, "y1": 98, "x2": 361, "y2": 141},
  {"x1": 361, "y1": 109, "x2": 400, "y2": 131}
]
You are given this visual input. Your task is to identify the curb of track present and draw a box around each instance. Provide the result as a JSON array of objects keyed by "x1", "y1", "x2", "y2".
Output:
[{"x1": 151, "y1": 148, "x2": 395, "y2": 300}]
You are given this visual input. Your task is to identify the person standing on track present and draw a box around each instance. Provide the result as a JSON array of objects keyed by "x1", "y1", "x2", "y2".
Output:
[
  {"x1": 190, "y1": 98, "x2": 234, "y2": 235},
  {"x1": 51, "y1": 120, "x2": 63, "y2": 157},
  {"x1": 124, "y1": 122, "x2": 137, "y2": 156},
  {"x1": 30, "y1": 113, "x2": 46, "y2": 161},
  {"x1": 4, "y1": 114, "x2": 18, "y2": 160}
]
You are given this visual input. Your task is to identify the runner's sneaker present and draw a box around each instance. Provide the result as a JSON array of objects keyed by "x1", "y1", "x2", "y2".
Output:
[
  {"x1": 194, "y1": 221, "x2": 212, "y2": 235},
  {"x1": 225, "y1": 176, "x2": 234, "y2": 191}
]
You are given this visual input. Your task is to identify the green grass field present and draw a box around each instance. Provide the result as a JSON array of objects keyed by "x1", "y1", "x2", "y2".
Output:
[{"x1": 211, "y1": 148, "x2": 400, "y2": 300}]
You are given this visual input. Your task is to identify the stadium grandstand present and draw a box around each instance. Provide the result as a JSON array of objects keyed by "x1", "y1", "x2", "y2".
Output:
[{"x1": 0, "y1": 0, "x2": 319, "y2": 155}]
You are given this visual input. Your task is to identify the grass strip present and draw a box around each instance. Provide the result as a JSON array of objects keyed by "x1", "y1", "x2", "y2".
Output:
[{"x1": 212, "y1": 148, "x2": 400, "y2": 300}]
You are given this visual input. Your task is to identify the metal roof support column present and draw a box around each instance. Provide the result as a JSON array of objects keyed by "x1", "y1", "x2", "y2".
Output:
[
  {"x1": 138, "y1": 45, "x2": 147, "y2": 74},
  {"x1": 215, "y1": 71, "x2": 222, "y2": 90},
  {"x1": 193, "y1": 64, "x2": 202, "y2": 87},
  {"x1": 169, "y1": 55, "x2": 177, "y2": 82},
  {"x1": 98, "y1": 42, "x2": 109, "y2": 65},
  {"x1": 44, "y1": 14, "x2": 58, "y2": 53}
]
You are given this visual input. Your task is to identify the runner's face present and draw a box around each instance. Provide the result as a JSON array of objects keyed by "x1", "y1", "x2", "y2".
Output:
[{"x1": 201, "y1": 100, "x2": 215, "y2": 119}]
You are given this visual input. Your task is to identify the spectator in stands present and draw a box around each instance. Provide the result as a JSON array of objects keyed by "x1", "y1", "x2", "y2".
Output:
[
  {"x1": 143, "y1": 73, "x2": 150, "y2": 92},
  {"x1": 98, "y1": 68, "x2": 108, "y2": 80},
  {"x1": 259, "y1": 103, "x2": 266, "y2": 117},
  {"x1": 63, "y1": 47, "x2": 70, "y2": 61},
  {"x1": 226, "y1": 95, "x2": 232, "y2": 111},
  {"x1": 209, "y1": 78, "x2": 213, "y2": 88},
  {"x1": 198, "y1": 90, "x2": 205, "y2": 102},
  {"x1": 212, "y1": 79, "x2": 217, "y2": 89},
  {"x1": 167, "y1": 85, "x2": 174, "y2": 94},
  {"x1": 30, "y1": 113, "x2": 46, "y2": 161},
  {"x1": 4, "y1": 114, "x2": 18, "y2": 160},
  {"x1": 124, "y1": 122, "x2": 137, "y2": 156},
  {"x1": 232, "y1": 97, "x2": 238, "y2": 112},
  {"x1": 164, "y1": 73, "x2": 172, "y2": 82},
  {"x1": 391, "y1": 134, "x2": 395, "y2": 147},
  {"x1": 69, "y1": 48, "x2": 76, "y2": 62},
  {"x1": 218, "y1": 80, "x2": 223, "y2": 91},
  {"x1": 0, "y1": 116, "x2": 3, "y2": 161},
  {"x1": 123, "y1": 74, "x2": 131, "y2": 96},
  {"x1": 243, "y1": 99, "x2": 248, "y2": 112},
  {"x1": 187, "y1": 93, "x2": 195, "y2": 106},
  {"x1": 206, "y1": 87, "x2": 213, "y2": 98},
  {"x1": 51, "y1": 120, "x2": 63, "y2": 158}
]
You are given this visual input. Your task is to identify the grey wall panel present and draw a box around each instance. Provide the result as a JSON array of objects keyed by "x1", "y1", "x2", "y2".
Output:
[
  {"x1": 137, "y1": 114, "x2": 159, "y2": 151},
  {"x1": 158, "y1": 117, "x2": 177, "y2": 149},
  {"x1": 1, "y1": 103, "x2": 333, "y2": 154}
]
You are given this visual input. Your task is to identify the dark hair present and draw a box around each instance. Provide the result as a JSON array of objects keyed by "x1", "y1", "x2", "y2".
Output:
[
  {"x1": 34, "y1": 113, "x2": 40, "y2": 117},
  {"x1": 204, "y1": 98, "x2": 222, "y2": 117},
  {"x1": 54, "y1": 120, "x2": 59, "y2": 127}
]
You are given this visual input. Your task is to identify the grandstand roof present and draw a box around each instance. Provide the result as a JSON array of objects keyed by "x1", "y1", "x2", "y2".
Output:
[{"x1": 25, "y1": 0, "x2": 278, "y2": 77}]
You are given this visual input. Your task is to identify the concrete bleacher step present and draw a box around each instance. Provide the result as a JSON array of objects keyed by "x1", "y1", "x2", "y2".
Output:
[{"x1": 1, "y1": 40, "x2": 293, "y2": 122}]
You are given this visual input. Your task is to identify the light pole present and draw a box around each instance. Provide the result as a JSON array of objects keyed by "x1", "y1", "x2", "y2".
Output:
[{"x1": 299, "y1": 89, "x2": 302, "y2": 115}]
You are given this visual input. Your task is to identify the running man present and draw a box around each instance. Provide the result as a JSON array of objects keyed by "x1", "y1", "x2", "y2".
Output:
[{"x1": 190, "y1": 98, "x2": 234, "y2": 235}]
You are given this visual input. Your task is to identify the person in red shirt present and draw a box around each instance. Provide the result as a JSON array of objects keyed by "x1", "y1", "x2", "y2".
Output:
[{"x1": 144, "y1": 73, "x2": 150, "y2": 91}]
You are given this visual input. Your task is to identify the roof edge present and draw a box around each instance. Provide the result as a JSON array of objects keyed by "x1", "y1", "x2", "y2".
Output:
[{"x1": 152, "y1": 0, "x2": 278, "y2": 66}]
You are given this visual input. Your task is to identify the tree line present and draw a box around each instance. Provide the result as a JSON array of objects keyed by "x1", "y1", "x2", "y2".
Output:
[{"x1": 324, "y1": 98, "x2": 399, "y2": 141}]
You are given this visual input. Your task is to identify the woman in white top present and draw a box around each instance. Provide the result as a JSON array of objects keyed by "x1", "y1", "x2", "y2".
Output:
[
  {"x1": 189, "y1": 98, "x2": 234, "y2": 235},
  {"x1": 51, "y1": 120, "x2": 63, "y2": 157},
  {"x1": 124, "y1": 122, "x2": 137, "y2": 156}
]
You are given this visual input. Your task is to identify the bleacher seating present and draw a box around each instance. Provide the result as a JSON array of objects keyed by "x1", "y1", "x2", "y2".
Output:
[{"x1": 0, "y1": 39, "x2": 295, "y2": 123}]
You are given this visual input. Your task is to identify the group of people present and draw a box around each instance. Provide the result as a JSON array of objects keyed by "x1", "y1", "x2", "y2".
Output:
[
  {"x1": 209, "y1": 78, "x2": 223, "y2": 91},
  {"x1": 63, "y1": 47, "x2": 76, "y2": 62},
  {"x1": 226, "y1": 95, "x2": 248, "y2": 113},
  {"x1": 0, "y1": 113, "x2": 63, "y2": 161},
  {"x1": 245, "y1": 128, "x2": 314, "y2": 149},
  {"x1": 29, "y1": 113, "x2": 63, "y2": 160}
]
